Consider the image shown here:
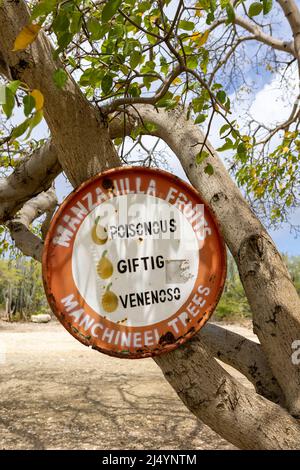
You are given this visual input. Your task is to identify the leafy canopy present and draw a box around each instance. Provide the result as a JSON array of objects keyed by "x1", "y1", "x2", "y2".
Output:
[{"x1": 2, "y1": 0, "x2": 299, "y2": 228}]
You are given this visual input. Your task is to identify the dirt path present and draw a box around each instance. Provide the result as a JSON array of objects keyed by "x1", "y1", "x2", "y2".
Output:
[{"x1": 0, "y1": 320, "x2": 256, "y2": 450}]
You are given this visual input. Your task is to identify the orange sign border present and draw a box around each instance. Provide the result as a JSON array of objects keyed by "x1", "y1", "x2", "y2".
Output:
[{"x1": 42, "y1": 166, "x2": 227, "y2": 359}]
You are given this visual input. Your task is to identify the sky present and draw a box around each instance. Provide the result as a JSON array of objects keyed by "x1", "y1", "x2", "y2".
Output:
[{"x1": 3, "y1": 1, "x2": 300, "y2": 256}]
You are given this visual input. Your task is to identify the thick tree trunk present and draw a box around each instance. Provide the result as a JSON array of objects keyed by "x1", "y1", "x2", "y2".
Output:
[
  {"x1": 110, "y1": 105, "x2": 300, "y2": 417},
  {"x1": 199, "y1": 323, "x2": 284, "y2": 404},
  {"x1": 7, "y1": 189, "x2": 57, "y2": 261},
  {"x1": 0, "y1": 141, "x2": 60, "y2": 223}
]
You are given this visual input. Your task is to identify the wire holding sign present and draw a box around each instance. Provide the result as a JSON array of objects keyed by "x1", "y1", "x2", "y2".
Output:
[{"x1": 42, "y1": 167, "x2": 226, "y2": 358}]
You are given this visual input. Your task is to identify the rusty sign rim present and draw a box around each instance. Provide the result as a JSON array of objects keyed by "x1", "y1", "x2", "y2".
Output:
[{"x1": 42, "y1": 166, "x2": 227, "y2": 359}]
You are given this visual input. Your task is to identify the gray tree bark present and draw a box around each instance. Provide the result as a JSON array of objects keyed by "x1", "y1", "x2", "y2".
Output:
[{"x1": 109, "y1": 105, "x2": 300, "y2": 417}]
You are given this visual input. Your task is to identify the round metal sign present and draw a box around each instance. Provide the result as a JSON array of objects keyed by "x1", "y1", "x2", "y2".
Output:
[{"x1": 43, "y1": 167, "x2": 226, "y2": 359}]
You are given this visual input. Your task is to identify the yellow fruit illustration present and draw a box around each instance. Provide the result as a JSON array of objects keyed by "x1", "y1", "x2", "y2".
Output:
[
  {"x1": 97, "y1": 251, "x2": 113, "y2": 279},
  {"x1": 91, "y1": 216, "x2": 108, "y2": 245},
  {"x1": 102, "y1": 284, "x2": 118, "y2": 313}
]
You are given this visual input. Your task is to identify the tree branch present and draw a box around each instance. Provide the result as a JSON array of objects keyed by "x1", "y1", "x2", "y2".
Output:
[
  {"x1": 233, "y1": 14, "x2": 296, "y2": 56},
  {"x1": 102, "y1": 64, "x2": 182, "y2": 115},
  {"x1": 41, "y1": 198, "x2": 57, "y2": 241},
  {"x1": 155, "y1": 338, "x2": 300, "y2": 450},
  {"x1": 0, "y1": 141, "x2": 61, "y2": 224},
  {"x1": 6, "y1": 187, "x2": 57, "y2": 262},
  {"x1": 200, "y1": 323, "x2": 284, "y2": 405}
]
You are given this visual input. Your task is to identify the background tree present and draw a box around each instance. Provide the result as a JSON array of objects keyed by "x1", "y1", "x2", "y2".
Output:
[
  {"x1": 0, "y1": 0, "x2": 300, "y2": 449},
  {"x1": 0, "y1": 257, "x2": 48, "y2": 320}
]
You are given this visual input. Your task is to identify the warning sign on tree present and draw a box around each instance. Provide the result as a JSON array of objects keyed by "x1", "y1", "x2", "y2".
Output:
[{"x1": 43, "y1": 167, "x2": 226, "y2": 358}]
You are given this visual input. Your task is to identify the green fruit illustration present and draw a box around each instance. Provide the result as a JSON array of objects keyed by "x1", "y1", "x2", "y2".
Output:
[
  {"x1": 91, "y1": 216, "x2": 108, "y2": 245},
  {"x1": 102, "y1": 284, "x2": 118, "y2": 313},
  {"x1": 97, "y1": 251, "x2": 113, "y2": 279}
]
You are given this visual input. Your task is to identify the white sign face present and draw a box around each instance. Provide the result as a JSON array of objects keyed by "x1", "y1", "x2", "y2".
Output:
[
  {"x1": 43, "y1": 167, "x2": 226, "y2": 358},
  {"x1": 72, "y1": 194, "x2": 200, "y2": 327}
]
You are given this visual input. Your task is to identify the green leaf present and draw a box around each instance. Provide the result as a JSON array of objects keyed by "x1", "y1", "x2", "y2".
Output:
[
  {"x1": 204, "y1": 163, "x2": 214, "y2": 175},
  {"x1": 200, "y1": 49, "x2": 209, "y2": 73},
  {"x1": 27, "y1": 110, "x2": 44, "y2": 137},
  {"x1": 57, "y1": 32, "x2": 73, "y2": 49},
  {"x1": 53, "y1": 68, "x2": 68, "y2": 89},
  {"x1": 192, "y1": 93, "x2": 208, "y2": 112},
  {"x1": 225, "y1": 3, "x2": 235, "y2": 23},
  {"x1": 79, "y1": 68, "x2": 104, "y2": 87},
  {"x1": 0, "y1": 85, "x2": 5, "y2": 105},
  {"x1": 179, "y1": 20, "x2": 195, "y2": 31},
  {"x1": 101, "y1": 74, "x2": 113, "y2": 94},
  {"x1": 2, "y1": 87, "x2": 15, "y2": 118},
  {"x1": 109, "y1": 23, "x2": 124, "y2": 39},
  {"x1": 114, "y1": 137, "x2": 123, "y2": 146},
  {"x1": 70, "y1": 11, "x2": 82, "y2": 34},
  {"x1": 146, "y1": 33, "x2": 157, "y2": 45},
  {"x1": 186, "y1": 56, "x2": 198, "y2": 69},
  {"x1": 31, "y1": 0, "x2": 56, "y2": 20},
  {"x1": 237, "y1": 142, "x2": 248, "y2": 162},
  {"x1": 143, "y1": 122, "x2": 158, "y2": 133},
  {"x1": 53, "y1": 13, "x2": 69, "y2": 34},
  {"x1": 68, "y1": 57, "x2": 77, "y2": 68},
  {"x1": 23, "y1": 94, "x2": 35, "y2": 116},
  {"x1": 2, "y1": 80, "x2": 21, "y2": 118},
  {"x1": 130, "y1": 121, "x2": 157, "y2": 139},
  {"x1": 263, "y1": 0, "x2": 273, "y2": 14},
  {"x1": 11, "y1": 119, "x2": 31, "y2": 139},
  {"x1": 248, "y1": 2, "x2": 263, "y2": 17},
  {"x1": 160, "y1": 56, "x2": 169, "y2": 75},
  {"x1": 156, "y1": 91, "x2": 178, "y2": 109},
  {"x1": 130, "y1": 50, "x2": 141, "y2": 69},
  {"x1": 87, "y1": 18, "x2": 100, "y2": 35},
  {"x1": 195, "y1": 114, "x2": 207, "y2": 124},
  {"x1": 196, "y1": 150, "x2": 209, "y2": 164},
  {"x1": 217, "y1": 138, "x2": 234, "y2": 151},
  {"x1": 87, "y1": 18, "x2": 106, "y2": 39},
  {"x1": 219, "y1": 123, "x2": 230, "y2": 135},
  {"x1": 141, "y1": 60, "x2": 156, "y2": 74},
  {"x1": 7, "y1": 80, "x2": 21, "y2": 95},
  {"x1": 143, "y1": 75, "x2": 156, "y2": 90},
  {"x1": 102, "y1": 0, "x2": 122, "y2": 22},
  {"x1": 216, "y1": 90, "x2": 226, "y2": 104},
  {"x1": 159, "y1": 99, "x2": 178, "y2": 109}
]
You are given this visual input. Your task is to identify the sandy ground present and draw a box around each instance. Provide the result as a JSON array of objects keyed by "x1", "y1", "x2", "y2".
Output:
[{"x1": 0, "y1": 320, "x2": 256, "y2": 450}]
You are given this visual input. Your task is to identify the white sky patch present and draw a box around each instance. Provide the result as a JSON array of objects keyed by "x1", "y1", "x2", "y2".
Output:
[
  {"x1": 249, "y1": 77, "x2": 298, "y2": 127},
  {"x1": 239, "y1": 63, "x2": 298, "y2": 128},
  {"x1": 208, "y1": 63, "x2": 299, "y2": 152}
]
